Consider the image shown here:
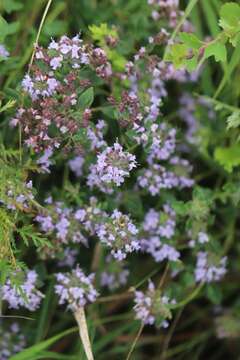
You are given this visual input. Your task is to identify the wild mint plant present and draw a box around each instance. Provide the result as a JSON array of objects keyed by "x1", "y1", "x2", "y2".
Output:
[{"x1": 0, "y1": 1, "x2": 240, "y2": 359}]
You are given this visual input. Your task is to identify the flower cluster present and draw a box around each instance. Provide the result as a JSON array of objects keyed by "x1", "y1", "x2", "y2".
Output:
[
  {"x1": 68, "y1": 155, "x2": 85, "y2": 177},
  {"x1": 0, "y1": 323, "x2": 26, "y2": 360},
  {"x1": 2, "y1": 270, "x2": 44, "y2": 311},
  {"x1": 148, "y1": 0, "x2": 193, "y2": 31},
  {"x1": 215, "y1": 311, "x2": 240, "y2": 339},
  {"x1": 147, "y1": 123, "x2": 176, "y2": 163},
  {"x1": 55, "y1": 266, "x2": 98, "y2": 311},
  {"x1": 138, "y1": 153, "x2": 193, "y2": 196},
  {"x1": 140, "y1": 205, "x2": 180, "y2": 262},
  {"x1": 87, "y1": 142, "x2": 137, "y2": 192},
  {"x1": 97, "y1": 210, "x2": 139, "y2": 260},
  {"x1": 189, "y1": 231, "x2": 209, "y2": 248},
  {"x1": 10, "y1": 35, "x2": 112, "y2": 153},
  {"x1": 134, "y1": 281, "x2": 175, "y2": 327},
  {"x1": 1, "y1": 180, "x2": 35, "y2": 212},
  {"x1": 194, "y1": 252, "x2": 227, "y2": 283},
  {"x1": 100, "y1": 255, "x2": 129, "y2": 290},
  {"x1": 35, "y1": 197, "x2": 105, "y2": 258}
]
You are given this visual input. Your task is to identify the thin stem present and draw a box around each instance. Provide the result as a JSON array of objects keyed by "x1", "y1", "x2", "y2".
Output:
[
  {"x1": 158, "y1": 262, "x2": 169, "y2": 289},
  {"x1": 28, "y1": 0, "x2": 53, "y2": 72},
  {"x1": 74, "y1": 307, "x2": 94, "y2": 360},
  {"x1": 160, "y1": 307, "x2": 184, "y2": 360},
  {"x1": 163, "y1": 0, "x2": 199, "y2": 60},
  {"x1": 125, "y1": 323, "x2": 144, "y2": 360},
  {"x1": 97, "y1": 291, "x2": 133, "y2": 303}
]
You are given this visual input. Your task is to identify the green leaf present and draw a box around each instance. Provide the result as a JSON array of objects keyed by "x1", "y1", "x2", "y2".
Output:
[
  {"x1": 167, "y1": 43, "x2": 189, "y2": 68},
  {"x1": 220, "y1": 3, "x2": 240, "y2": 29},
  {"x1": 78, "y1": 87, "x2": 94, "y2": 109},
  {"x1": 89, "y1": 23, "x2": 117, "y2": 44},
  {"x1": 226, "y1": 111, "x2": 240, "y2": 130},
  {"x1": 10, "y1": 327, "x2": 78, "y2": 360},
  {"x1": 2, "y1": 0, "x2": 23, "y2": 13},
  {"x1": 179, "y1": 32, "x2": 202, "y2": 49},
  {"x1": 214, "y1": 144, "x2": 240, "y2": 172},
  {"x1": 206, "y1": 284, "x2": 222, "y2": 305},
  {"x1": 219, "y1": 3, "x2": 240, "y2": 46},
  {"x1": 204, "y1": 42, "x2": 227, "y2": 62},
  {"x1": 0, "y1": 16, "x2": 9, "y2": 42}
]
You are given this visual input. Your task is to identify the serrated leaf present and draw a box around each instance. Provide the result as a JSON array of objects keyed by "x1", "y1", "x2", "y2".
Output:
[
  {"x1": 168, "y1": 43, "x2": 189, "y2": 68},
  {"x1": 214, "y1": 144, "x2": 240, "y2": 172},
  {"x1": 219, "y1": 3, "x2": 240, "y2": 46},
  {"x1": 179, "y1": 32, "x2": 202, "y2": 49},
  {"x1": 220, "y1": 3, "x2": 240, "y2": 29},
  {"x1": 204, "y1": 42, "x2": 227, "y2": 62}
]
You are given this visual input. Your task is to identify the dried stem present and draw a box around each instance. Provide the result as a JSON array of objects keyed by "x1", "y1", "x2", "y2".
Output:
[{"x1": 74, "y1": 307, "x2": 94, "y2": 360}]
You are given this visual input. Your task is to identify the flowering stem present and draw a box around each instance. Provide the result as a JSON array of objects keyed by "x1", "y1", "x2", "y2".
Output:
[
  {"x1": 160, "y1": 307, "x2": 184, "y2": 360},
  {"x1": 171, "y1": 282, "x2": 204, "y2": 309},
  {"x1": 158, "y1": 262, "x2": 169, "y2": 289},
  {"x1": 28, "y1": 0, "x2": 53, "y2": 72},
  {"x1": 74, "y1": 307, "x2": 94, "y2": 360}
]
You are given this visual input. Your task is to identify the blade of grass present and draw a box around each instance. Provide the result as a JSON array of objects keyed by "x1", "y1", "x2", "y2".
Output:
[
  {"x1": 190, "y1": 6, "x2": 214, "y2": 95},
  {"x1": 93, "y1": 322, "x2": 138, "y2": 353},
  {"x1": 10, "y1": 327, "x2": 78, "y2": 360},
  {"x1": 34, "y1": 280, "x2": 55, "y2": 343},
  {"x1": 201, "y1": 0, "x2": 219, "y2": 37},
  {"x1": 27, "y1": 352, "x2": 77, "y2": 360},
  {"x1": 214, "y1": 45, "x2": 240, "y2": 98}
]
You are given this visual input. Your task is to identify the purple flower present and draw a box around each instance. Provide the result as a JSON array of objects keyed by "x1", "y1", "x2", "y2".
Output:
[
  {"x1": 0, "y1": 322, "x2": 26, "y2": 359},
  {"x1": 96, "y1": 210, "x2": 139, "y2": 260},
  {"x1": 140, "y1": 205, "x2": 179, "y2": 262},
  {"x1": 37, "y1": 148, "x2": 53, "y2": 173},
  {"x1": 100, "y1": 255, "x2": 129, "y2": 290},
  {"x1": 68, "y1": 156, "x2": 85, "y2": 177},
  {"x1": 195, "y1": 252, "x2": 227, "y2": 283},
  {"x1": 55, "y1": 266, "x2": 98, "y2": 311},
  {"x1": 0, "y1": 44, "x2": 9, "y2": 58},
  {"x1": 87, "y1": 142, "x2": 137, "y2": 192},
  {"x1": 2, "y1": 270, "x2": 44, "y2": 311},
  {"x1": 134, "y1": 281, "x2": 175, "y2": 327}
]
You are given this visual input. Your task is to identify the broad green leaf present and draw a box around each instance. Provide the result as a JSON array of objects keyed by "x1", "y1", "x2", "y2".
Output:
[
  {"x1": 78, "y1": 87, "x2": 94, "y2": 109},
  {"x1": 2, "y1": 0, "x2": 23, "y2": 13},
  {"x1": 206, "y1": 284, "x2": 222, "y2": 305},
  {"x1": 204, "y1": 42, "x2": 227, "y2": 62},
  {"x1": 214, "y1": 144, "x2": 240, "y2": 172}
]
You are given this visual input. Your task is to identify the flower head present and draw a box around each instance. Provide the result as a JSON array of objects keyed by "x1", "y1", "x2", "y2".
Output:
[{"x1": 55, "y1": 266, "x2": 98, "y2": 311}]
